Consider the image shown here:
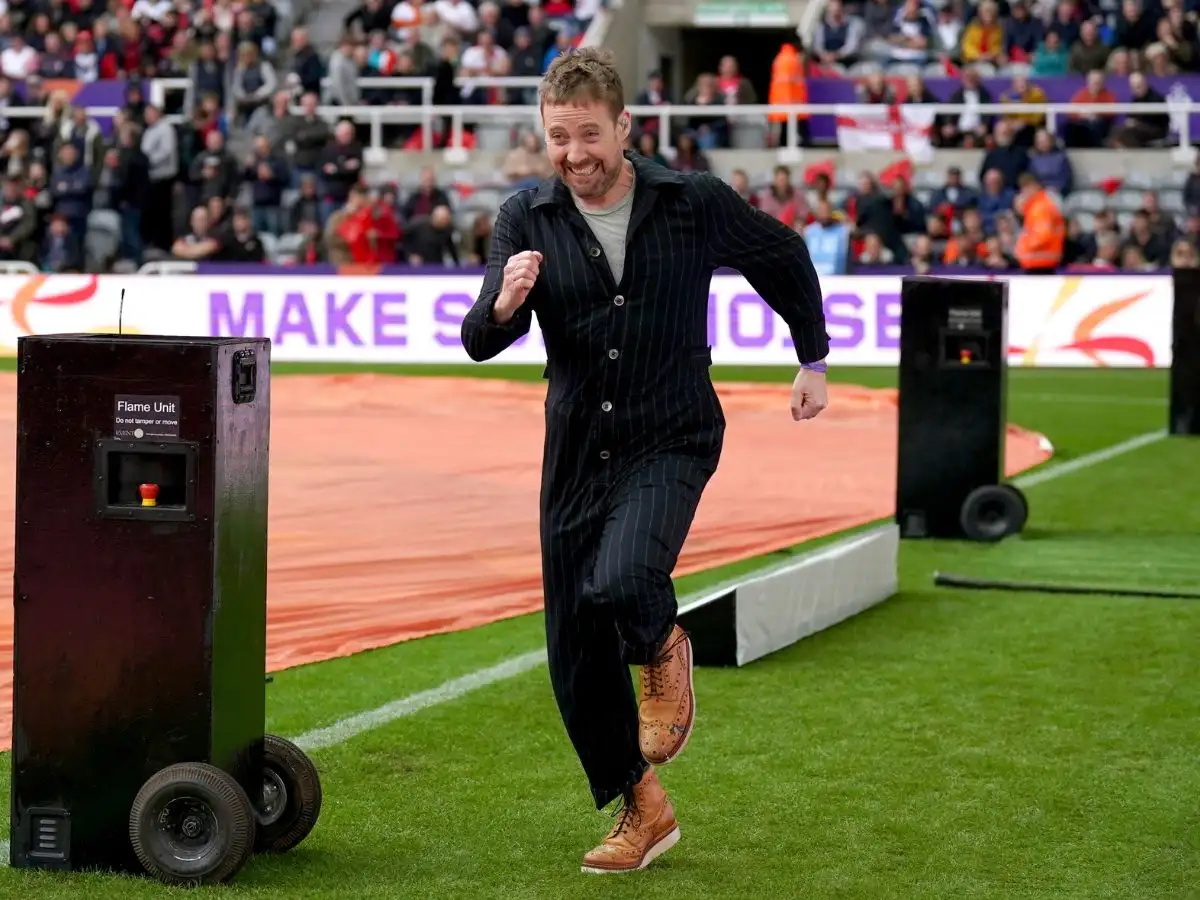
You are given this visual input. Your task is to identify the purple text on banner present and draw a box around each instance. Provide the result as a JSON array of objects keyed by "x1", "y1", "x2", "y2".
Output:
[
  {"x1": 210, "y1": 290, "x2": 410, "y2": 346},
  {"x1": 207, "y1": 283, "x2": 907, "y2": 352}
]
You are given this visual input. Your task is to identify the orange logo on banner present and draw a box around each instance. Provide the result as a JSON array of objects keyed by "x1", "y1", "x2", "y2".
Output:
[
  {"x1": 1010, "y1": 277, "x2": 1156, "y2": 367},
  {"x1": 4, "y1": 275, "x2": 132, "y2": 341}
]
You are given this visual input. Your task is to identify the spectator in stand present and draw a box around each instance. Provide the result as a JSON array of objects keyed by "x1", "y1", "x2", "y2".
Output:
[
  {"x1": 1070, "y1": 20, "x2": 1110, "y2": 73},
  {"x1": 2, "y1": 35, "x2": 39, "y2": 81},
  {"x1": 756, "y1": 165, "x2": 805, "y2": 229},
  {"x1": 856, "y1": 231, "x2": 894, "y2": 267},
  {"x1": 998, "y1": 72, "x2": 1048, "y2": 147},
  {"x1": 189, "y1": 129, "x2": 239, "y2": 205},
  {"x1": 172, "y1": 205, "x2": 221, "y2": 261},
  {"x1": 1028, "y1": 128, "x2": 1074, "y2": 196},
  {"x1": 931, "y1": 165, "x2": 979, "y2": 216},
  {"x1": 979, "y1": 121, "x2": 1030, "y2": 190},
  {"x1": 978, "y1": 168, "x2": 1015, "y2": 233},
  {"x1": 634, "y1": 132, "x2": 668, "y2": 167},
  {"x1": 728, "y1": 169, "x2": 755, "y2": 205},
  {"x1": 49, "y1": 142, "x2": 92, "y2": 241},
  {"x1": 109, "y1": 120, "x2": 150, "y2": 266},
  {"x1": 279, "y1": 92, "x2": 333, "y2": 187},
  {"x1": 1013, "y1": 172, "x2": 1066, "y2": 273},
  {"x1": 42, "y1": 213, "x2": 84, "y2": 272},
  {"x1": 944, "y1": 207, "x2": 988, "y2": 265},
  {"x1": 932, "y1": 4, "x2": 964, "y2": 62},
  {"x1": 0, "y1": 176, "x2": 38, "y2": 264},
  {"x1": 803, "y1": 199, "x2": 851, "y2": 275},
  {"x1": 319, "y1": 120, "x2": 364, "y2": 221},
  {"x1": 1005, "y1": 0, "x2": 1044, "y2": 63},
  {"x1": 404, "y1": 202, "x2": 457, "y2": 265},
  {"x1": 289, "y1": 175, "x2": 324, "y2": 232},
  {"x1": 1065, "y1": 70, "x2": 1117, "y2": 147},
  {"x1": 244, "y1": 135, "x2": 288, "y2": 237},
  {"x1": 887, "y1": 0, "x2": 936, "y2": 67},
  {"x1": 1112, "y1": 71, "x2": 1170, "y2": 146},
  {"x1": 502, "y1": 130, "x2": 553, "y2": 188},
  {"x1": 231, "y1": 41, "x2": 277, "y2": 126},
  {"x1": 934, "y1": 66, "x2": 992, "y2": 148},
  {"x1": 1031, "y1": 29, "x2": 1069, "y2": 74},
  {"x1": 1124, "y1": 208, "x2": 1170, "y2": 265},
  {"x1": 216, "y1": 207, "x2": 267, "y2": 262},
  {"x1": 960, "y1": 0, "x2": 1004, "y2": 66},
  {"x1": 814, "y1": 0, "x2": 865, "y2": 69},
  {"x1": 401, "y1": 166, "x2": 452, "y2": 221},
  {"x1": 669, "y1": 131, "x2": 709, "y2": 173},
  {"x1": 289, "y1": 28, "x2": 325, "y2": 96},
  {"x1": 1142, "y1": 191, "x2": 1179, "y2": 246},
  {"x1": 682, "y1": 73, "x2": 730, "y2": 149}
]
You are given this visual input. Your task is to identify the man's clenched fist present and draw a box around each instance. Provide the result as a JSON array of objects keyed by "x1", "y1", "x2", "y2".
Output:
[
  {"x1": 493, "y1": 250, "x2": 543, "y2": 323},
  {"x1": 790, "y1": 366, "x2": 829, "y2": 421}
]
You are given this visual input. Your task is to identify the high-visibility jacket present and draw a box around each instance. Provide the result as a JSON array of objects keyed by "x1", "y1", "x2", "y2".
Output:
[
  {"x1": 768, "y1": 44, "x2": 807, "y2": 123},
  {"x1": 1014, "y1": 189, "x2": 1065, "y2": 270}
]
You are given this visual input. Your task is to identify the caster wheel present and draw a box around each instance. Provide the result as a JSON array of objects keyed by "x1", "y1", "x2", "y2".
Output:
[
  {"x1": 960, "y1": 484, "x2": 1028, "y2": 543},
  {"x1": 129, "y1": 761, "x2": 257, "y2": 886},
  {"x1": 255, "y1": 733, "x2": 323, "y2": 853}
]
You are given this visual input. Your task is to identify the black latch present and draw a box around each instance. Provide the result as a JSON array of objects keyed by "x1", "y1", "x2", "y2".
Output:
[{"x1": 232, "y1": 350, "x2": 257, "y2": 404}]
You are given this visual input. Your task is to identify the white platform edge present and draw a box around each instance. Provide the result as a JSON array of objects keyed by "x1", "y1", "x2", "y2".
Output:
[{"x1": 678, "y1": 523, "x2": 901, "y2": 667}]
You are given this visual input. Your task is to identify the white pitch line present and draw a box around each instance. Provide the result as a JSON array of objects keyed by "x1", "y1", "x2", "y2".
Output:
[
  {"x1": 0, "y1": 427, "x2": 1171, "y2": 861},
  {"x1": 291, "y1": 649, "x2": 547, "y2": 752},
  {"x1": 1013, "y1": 429, "x2": 1167, "y2": 489},
  {"x1": 1018, "y1": 393, "x2": 1167, "y2": 407}
]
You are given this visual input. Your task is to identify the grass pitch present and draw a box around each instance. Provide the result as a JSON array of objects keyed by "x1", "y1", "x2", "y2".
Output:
[{"x1": 1, "y1": 365, "x2": 1197, "y2": 899}]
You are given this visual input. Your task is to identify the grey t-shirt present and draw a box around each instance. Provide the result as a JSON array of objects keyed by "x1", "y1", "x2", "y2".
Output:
[{"x1": 573, "y1": 179, "x2": 635, "y2": 285}]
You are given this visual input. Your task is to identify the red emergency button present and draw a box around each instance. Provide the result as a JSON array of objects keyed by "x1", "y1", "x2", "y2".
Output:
[{"x1": 139, "y1": 483, "x2": 159, "y2": 507}]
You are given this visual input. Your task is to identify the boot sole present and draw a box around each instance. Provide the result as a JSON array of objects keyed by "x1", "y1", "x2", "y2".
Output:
[
  {"x1": 643, "y1": 636, "x2": 696, "y2": 766},
  {"x1": 580, "y1": 825, "x2": 681, "y2": 875}
]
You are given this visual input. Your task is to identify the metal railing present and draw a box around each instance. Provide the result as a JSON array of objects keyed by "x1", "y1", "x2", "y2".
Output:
[
  {"x1": 289, "y1": 99, "x2": 1200, "y2": 156},
  {"x1": 10, "y1": 80, "x2": 1196, "y2": 156}
]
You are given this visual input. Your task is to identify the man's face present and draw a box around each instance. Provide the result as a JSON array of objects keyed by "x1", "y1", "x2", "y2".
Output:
[{"x1": 542, "y1": 99, "x2": 626, "y2": 202}]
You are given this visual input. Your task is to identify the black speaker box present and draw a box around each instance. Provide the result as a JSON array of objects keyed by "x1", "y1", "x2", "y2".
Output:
[
  {"x1": 895, "y1": 276, "x2": 1009, "y2": 539},
  {"x1": 9, "y1": 334, "x2": 271, "y2": 874},
  {"x1": 1170, "y1": 267, "x2": 1200, "y2": 435}
]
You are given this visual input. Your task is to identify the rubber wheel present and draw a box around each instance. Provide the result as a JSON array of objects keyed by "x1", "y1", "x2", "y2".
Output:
[
  {"x1": 254, "y1": 733, "x2": 323, "y2": 853},
  {"x1": 1005, "y1": 484, "x2": 1029, "y2": 532},
  {"x1": 129, "y1": 761, "x2": 257, "y2": 886},
  {"x1": 960, "y1": 484, "x2": 1027, "y2": 543}
]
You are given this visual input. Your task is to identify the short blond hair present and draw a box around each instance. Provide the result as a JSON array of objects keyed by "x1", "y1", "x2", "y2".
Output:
[{"x1": 539, "y1": 47, "x2": 625, "y2": 120}]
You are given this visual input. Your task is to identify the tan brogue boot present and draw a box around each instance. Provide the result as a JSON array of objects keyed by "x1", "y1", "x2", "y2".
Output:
[
  {"x1": 638, "y1": 624, "x2": 695, "y2": 765},
  {"x1": 580, "y1": 767, "x2": 680, "y2": 874}
]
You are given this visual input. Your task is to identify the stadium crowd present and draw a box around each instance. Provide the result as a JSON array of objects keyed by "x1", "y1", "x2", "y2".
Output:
[{"x1": 0, "y1": 0, "x2": 1191, "y2": 273}]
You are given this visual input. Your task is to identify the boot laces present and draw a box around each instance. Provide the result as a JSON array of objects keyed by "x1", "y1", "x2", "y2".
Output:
[
  {"x1": 644, "y1": 632, "x2": 685, "y2": 699},
  {"x1": 607, "y1": 794, "x2": 641, "y2": 840}
]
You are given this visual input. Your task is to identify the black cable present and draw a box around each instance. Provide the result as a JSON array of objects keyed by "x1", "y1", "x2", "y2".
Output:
[{"x1": 932, "y1": 571, "x2": 1200, "y2": 601}]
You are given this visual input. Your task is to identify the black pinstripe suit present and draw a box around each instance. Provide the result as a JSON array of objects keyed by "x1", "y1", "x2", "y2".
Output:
[{"x1": 461, "y1": 151, "x2": 829, "y2": 810}]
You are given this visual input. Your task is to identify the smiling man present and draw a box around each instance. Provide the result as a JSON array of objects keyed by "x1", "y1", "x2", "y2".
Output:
[{"x1": 460, "y1": 48, "x2": 830, "y2": 874}]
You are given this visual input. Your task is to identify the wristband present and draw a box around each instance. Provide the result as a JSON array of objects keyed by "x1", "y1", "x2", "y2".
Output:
[{"x1": 801, "y1": 361, "x2": 828, "y2": 374}]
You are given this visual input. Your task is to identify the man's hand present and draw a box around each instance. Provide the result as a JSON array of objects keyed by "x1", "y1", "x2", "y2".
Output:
[
  {"x1": 494, "y1": 250, "x2": 542, "y2": 324},
  {"x1": 791, "y1": 365, "x2": 828, "y2": 421}
]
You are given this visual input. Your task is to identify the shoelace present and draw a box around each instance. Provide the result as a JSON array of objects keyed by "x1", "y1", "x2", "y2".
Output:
[
  {"x1": 644, "y1": 632, "x2": 686, "y2": 699},
  {"x1": 608, "y1": 795, "x2": 640, "y2": 840}
]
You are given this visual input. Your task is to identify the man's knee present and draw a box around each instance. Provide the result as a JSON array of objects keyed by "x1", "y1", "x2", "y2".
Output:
[{"x1": 587, "y1": 561, "x2": 669, "y2": 609}]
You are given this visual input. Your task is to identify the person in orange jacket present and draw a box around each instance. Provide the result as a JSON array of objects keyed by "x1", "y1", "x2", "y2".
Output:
[
  {"x1": 1013, "y1": 171, "x2": 1065, "y2": 273},
  {"x1": 768, "y1": 41, "x2": 810, "y2": 146}
]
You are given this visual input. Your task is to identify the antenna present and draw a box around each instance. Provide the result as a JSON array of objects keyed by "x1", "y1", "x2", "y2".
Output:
[{"x1": 118, "y1": 287, "x2": 125, "y2": 335}]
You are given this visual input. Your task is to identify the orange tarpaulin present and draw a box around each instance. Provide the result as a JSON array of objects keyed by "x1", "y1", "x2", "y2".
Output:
[{"x1": 0, "y1": 375, "x2": 1052, "y2": 751}]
